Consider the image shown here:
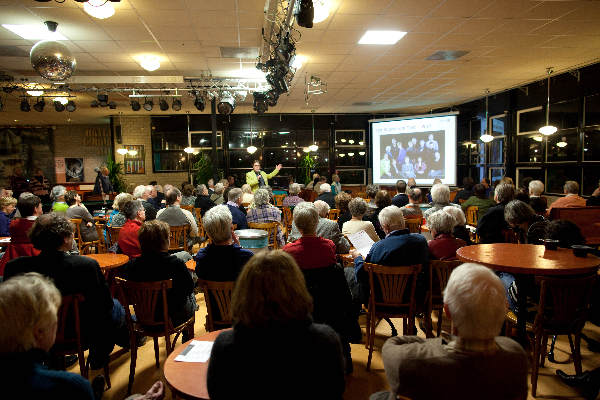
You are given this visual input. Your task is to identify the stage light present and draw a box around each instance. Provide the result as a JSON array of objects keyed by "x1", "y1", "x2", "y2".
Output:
[
  {"x1": 172, "y1": 98, "x2": 182, "y2": 111},
  {"x1": 90, "y1": 100, "x2": 99, "y2": 107},
  {"x1": 20, "y1": 99, "x2": 31, "y2": 112},
  {"x1": 65, "y1": 100, "x2": 76, "y2": 112},
  {"x1": 143, "y1": 98, "x2": 153, "y2": 111},
  {"x1": 54, "y1": 96, "x2": 68, "y2": 105},
  {"x1": 253, "y1": 92, "x2": 268, "y2": 114},
  {"x1": 130, "y1": 100, "x2": 141, "y2": 111},
  {"x1": 53, "y1": 100, "x2": 65, "y2": 112},
  {"x1": 26, "y1": 90, "x2": 44, "y2": 97},
  {"x1": 312, "y1": 0, "x2": 330, "y2": 23},
  {"x1": 159, "y1": 99, "x2": 169, "y2": 111},
  {"x1": 295, "y1": 0, "x2": 314, "y2": 28},
  {"x1": 290, "y1": 54, "x2": 306, "y2": 70},
  {"x1": 194, "y1": 94, "x2": 205, "y2": 111},
  {"x1": 108, "y1": 101, "x2": 117, "y2": 109},
  {"x1": 217, "y1": 93, "x2": 235, "y2": 115},
  {"x1": 266, "y1": 89, "x2": 279, "y2": 107},
  {"x1": 97, "y1": 94, "x2": 108, "y2": 107},
  {"x1": 84, "y1": 0, "x2": 115, "y2": 19},
  {"x1": 33, "y1": 98, "x2": 45, "y2": 112}
]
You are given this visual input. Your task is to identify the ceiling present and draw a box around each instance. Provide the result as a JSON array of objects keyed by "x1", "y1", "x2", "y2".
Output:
[{"x1": 1, "y1": 0, "x2": 600, "y2": 125}]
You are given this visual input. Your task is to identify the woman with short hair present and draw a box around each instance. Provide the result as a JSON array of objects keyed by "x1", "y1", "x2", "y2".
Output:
[
  {"x1": 335, "y1": 192, "x2": 352, "y2": 230},
  {"x1": 65, "y1": 191, "x2": 99, "y2": 242},
  {"x1": 246, "y1": 188, "x2": 285, "y2": 247},
  {"x1": 342, "y1": 197, "x2": 380, "y2": 243},
  {"x1": 109, "y1": 192, "x2": 134, "y2": 227},
  {"x1": 240, "y1": 184, "x2": 254, "y2": 205},
  {"x1": 427, "y1": 210, "x2": 466, "y2": 260},
  {"x1": 207, "y1": 250, "x2": 345, "y2": 399},
  {"x1": 181, "y1": 184, "x2": 196, "y2": 206},
  {"x1": 443, "y1": 206, "x2": 472, "y2": 245},
  {"x1": 528, "y1": 180, "x2": 547, "y2": 214},
  {"x1": 504, "y1": 200, "x2": 547, "y2": 244},
  {"x1": 282, "y1": 183, "x2": 304, "y2": 207},
  {"x1": 51, "y1": 185, "x2": 68, "y2": 215},
  {"x1": 210, "y1": 183, "x2": 225, "y2": 205},
  {"x1": 0, "y1": 196, "x2": 17, "y2": 236}
]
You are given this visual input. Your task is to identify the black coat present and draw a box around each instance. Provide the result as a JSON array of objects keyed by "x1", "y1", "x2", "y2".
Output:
[
  {"x1": 194, "y1": 195, "x2": 216, "y2": 216},
  {"x1": 477, "y1": 203, "x2": 508, "y2": 244},
  {"x1": 317, "y1": 192, "x2": 336, "y2": 209},
  {"x1": 392, "y1": 193, "x2": 409, "y2": 208}
]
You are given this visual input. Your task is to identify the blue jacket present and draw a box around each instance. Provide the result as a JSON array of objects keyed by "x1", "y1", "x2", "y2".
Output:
[
  {"x1": 227, "y1": 204, "x2": 248, "y2": 230},
  {"x1": 0, "y1": 211, "x2": 11, "y2": 236}
]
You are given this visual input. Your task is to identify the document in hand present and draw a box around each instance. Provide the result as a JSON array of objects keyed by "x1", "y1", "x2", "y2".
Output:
[{"x1": 347, "y1": 230, "x2": 375, "y2": 258}]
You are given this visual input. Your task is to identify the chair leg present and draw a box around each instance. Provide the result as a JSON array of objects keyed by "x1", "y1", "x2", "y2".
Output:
[
  {"x1": 547, "y1": 335, "x2": 557, "y2": 363},
  {"x1": 531, "y1": 334, "x2": 542, "y2": 397},
  {"x1": 153, "y1": 337, "x2": 160, "y2": 368},
  {"x1": 573, "y1": 334, "x2": 583, "y2": 375},
  {"x1": 437, "y1": 309, "x2": 443, "y2": 337},
  {"x1": 541, "y1": 335, "x2": 549, "y2": 367},
  {"x1": 103, "y1": 363, "x2": 111, "y2": 389},
  {"x1": 78, "y1": 350, "x2": 87, "y2": 379},
  {"x1": 364, "y1": 309, "x2": 371, "y2": 349},
  {"x1": 366, "y1": 312, "x2": 376, "y2": 371},
  {"x1": 127, "y1": 343, "x2": 137, "y2": 396}
]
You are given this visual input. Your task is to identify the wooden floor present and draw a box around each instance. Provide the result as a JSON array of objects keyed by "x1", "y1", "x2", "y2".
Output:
[{"x1": 77, "y1": 292, "x2": 600, "y2": 400}]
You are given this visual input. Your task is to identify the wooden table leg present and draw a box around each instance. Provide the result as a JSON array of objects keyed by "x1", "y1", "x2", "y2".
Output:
[{"x1": 514, "y1": 275, "x2": 531, "y2": 350}]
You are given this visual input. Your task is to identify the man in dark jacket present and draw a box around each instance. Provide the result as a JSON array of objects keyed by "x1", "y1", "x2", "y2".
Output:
[
  {"x1": 477, "y1": 183, "x2": 515, "y2": 244},
  {"x1": 194, "y1": 184, "x2": 216, "y2": 217},
  {"x1": 391, "y1": 180, "x2": 409, "y2": 208},
  {"x1": 225, "y1": 188, "x2": 248, "y2": 230},
  {"x1": 316, "y1": 183, "x2": 336, "y2": 209}
]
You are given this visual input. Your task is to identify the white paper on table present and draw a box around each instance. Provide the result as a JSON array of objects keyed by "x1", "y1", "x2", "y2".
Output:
[
  {"x1": 347, "y1": 230, "x2": 375, "y2": 259},
  {"x1": 0, "y1": 238, "x2": 10, "y2": 243},
  {"x1": 174, "y1": 340, "x2": 214, "y2": 363}
]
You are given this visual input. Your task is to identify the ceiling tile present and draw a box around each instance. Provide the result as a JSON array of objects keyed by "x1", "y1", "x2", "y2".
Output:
[{"x1": 74, "y1": 40, "x2": 123, "y2": 53}]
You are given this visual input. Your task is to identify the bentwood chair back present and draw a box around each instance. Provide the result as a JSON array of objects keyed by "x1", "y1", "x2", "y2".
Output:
[
  {"x1": 426, "y1": 260, "x2": 462, "y2": 337},
  {"x1": 530, "y1": 275, "x2": 596, "y2": 397},
  {"x1": 405, "y1": 218, "x2": 422, "y2": 234},
  {"x1": 193, "y1": 207, "x2": 202, "y2": 222},
  {"x1": 70, "y1": 218, "x2": 83, "y2": 251},
  {"x1": 273, "y1": 194, "x2": 285, "y2": 206},
  {"x1": 197, "y1": 279, "x2": 234, "y2": 332},
  {"x1": 465, "y1": 206, "x2": 479, "y2": 226},
  {"x1": 168, "y1": 225, "x2": 189, "y2": 253},
  {"x1": 116, "y1": 277, "x2": 194, "y2": 395},
  {"x1": 364, "y1": 263, "x2": 421, "y2": 370},
  {"x1": 281, "y1": 207, "x2": 293, "y2": 240},
  {"x1": 181, "y1": 204, "x2": 193, "y2": 212},
  {"x1": 107, "y1": 226, "x2": 121, "y2": 248},
  {"x1": 328, "y1": 208, "x2": 340, "y2": 221},
  {"x1": 249, "y1": 221, "x2": 280, "y2": 249},
  {"x1": 70, "y1": 218, "x2": 102, "y2": 254}
]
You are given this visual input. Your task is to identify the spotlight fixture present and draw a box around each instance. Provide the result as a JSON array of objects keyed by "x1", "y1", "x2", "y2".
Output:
[
  {"x1": 108, "y1": 101, "x2": 117, "y2": 109},
  {"x1": 33, "y1": 98, "x2": 45, "y2": 112},
  {"x1": 253, "y1": 92, "x2": 268, "y2": 114},
  {"x1": 97, "y1": 94, "x2": 108, "y2": 107},
  {"x1": 20, "y1": 98, "x2": 31, "y2": 112},
  {"x1": 539, "y1": 68, "x2": 557, "y2": 136},
  {"x1": 130, "y1": 100, "x2": 141, "y2": 111},
  {"x1": 65, "y1": 100, "x2": 76, "y2": 112},
  {"x1": 312, "y1": 0, "x2": 330, "y2": 24},
  {"x1": 266, "y1": 89, "x2": 279, "y2": 107},
  {"x1": 26, "y1": 90, "x2": 44, "y2": 97},
  {"x1": 194, "y1": 94, "x2": 205, "y2": 111},
  {"x1": 295, "y1": 0, "x2": 315, "y2": 28},
  {"x1": 159, "y1": 98, "x2": 169, "y2": 111},
  {"x1": 172, "y1": 98, "x2": 182, "y2": 111},
  {"x1": 53, "y1": 100, "x2": 65, "y2": 112},
  {"x1": 83, "y1": 0, "x2": 115, "y2": 20},
  {"x1": 143, "y1": 98, "x2": 153, "y2": 111},
  {"x1": 90, "y1": 100, "x2": 99, "y2": 107},
  {"x1": 217, "y1": 93, "x2": 235, "y2": 115}
]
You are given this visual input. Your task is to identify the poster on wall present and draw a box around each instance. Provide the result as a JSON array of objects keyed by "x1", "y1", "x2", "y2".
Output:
[
  {"x1": 65, "y1": 158, "x2": 84, "y2": 182},
  {"x1": 54, "y1": 158, "x2": 66, "y2": 182},
  {"x1": 124, "y1": 145, "x2": 145, "y2": 174}
]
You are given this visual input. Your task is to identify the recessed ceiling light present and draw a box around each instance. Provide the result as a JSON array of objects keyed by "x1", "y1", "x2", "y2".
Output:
[
  {"x1": 54, "y1": 97, "x2": 68, "y2": 105},
  {"x1": 291, "y1": 54, "x2": 306, "y2": 70},
  {"x1": 84, "y1": 0, "x2": 115, "y2": 19},
  {"x1": 358, "y1": 30, "x2": 406, "y2": 45},
  {"x1": 313, "y1": 0, "x2": 331, "y2": 24},
  {"x1": 2, "y1": 24, "x2": 68, "y2": 40},
  {"x1": 139, "y1": 55, "x2": 160, "y2": 71},
  {"x1": 26, "y1": 90, "x2": 44, "y2": 97}
]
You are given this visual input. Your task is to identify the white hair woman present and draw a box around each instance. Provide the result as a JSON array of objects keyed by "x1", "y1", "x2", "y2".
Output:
[
  {"x1": 423, "y1": 184, "x2": 461, "y2": 224},
  {"x1": 241, "y1": 184, "x2": 254, "y2": 205},
  {"x1": 442, "y1": 206, "x2": 471, "y2": 245},
  {"x1": 50, "y1": 185, "x2": 68, "y2": 215},
  {"x1": 210, "y1": 182, "x2": 225, "y2": 205},
  {"x1": 342, "y1": 197, "x2": 380, "y2": 243},
  {"x1": 528, "y1": 180, "x2": 547, "y2": 214},
  {"x1": 426, "y1": 210, "x2": 466, "y2": 260},
  {"x1": 246, "y1": 189, "x2": 285, "y2": 248},
  {"x1": 283, "y1": 183, "x2": 304, "y2": 207}
]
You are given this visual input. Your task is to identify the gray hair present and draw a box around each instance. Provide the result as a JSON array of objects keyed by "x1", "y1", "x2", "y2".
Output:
[
  {"x1": 348, "y1": 197, "x2": 367, "y2": 217},
  {"x1": 564, "y1": 180, "x2": 579, "y2": 194},
  {"x1": 197, "y1": 184, "x2": 207, "y2": 194},
  {"x1": 288, "y1": 183, "x2": 301, "y2": 196},
  {"x1": 163, "y1": 184, "x2": 174, "y2": 193},
  {"x1": 133, "y1": 185, "x2": 150, "y2": 199},
  {"x1": 202, "y1": 205, "x2": 232, "y2": 243},
  {"x1": 407, "y1": 187, "x2": 421, "y2": 203},
  {"x1": 366, "y1": 184, "x2": 379, "y2": 199},
  {"x1": 313, "y1": 200, "x2": 330, "y2": 217},
  {"x1": 504, "y1": 200, "x2": 535, "y2": 226},
  {"x1": 378, "y1": 205, "x2": 405, "y2": 231},
  {"x1": 495, "y1": 183, "x2": 515, "y2": 204},
  {"x1": 444, "y1": 263, "x2": 507, "y2": 339},
  {"x1": 241, "y1": 184, "x2": 252, "y2": 194},
  {"x1": 254, "y1": 189, "x2": 270, "y2": 206},
  {"x1": 228, "y1": 187, "x2": 242, "y2": 202},
  {"x1": 528, "y1": 180, "x2": 544, "y2": 196},
  {"x1": 51, "y1": 185, "x2": 66, "y2": 200},
  {"x1": 319, "y1": 183, "x2": 331, "y2": 194},
  {"x1": 443, "y1": 206, "x2": 466, "y2": 226},
  {"x1": 0, "y1": 272, "x2": 61, "y2": 353},
  {"x1": 428, "y1": 209, "x2": 457, "y2": 234},
  {"x1": 112, "y1": 192, "x2": 133, "y2": 210},
  {"x1": 214, "y1": 182, "x2": 224, "y2": 195},
  {"x1": 293, "y1": 201, "x2": 319, "y2": 234},
  {"x1": 431, "y1": 184, "x2": 450, "y2": 204},
  {"x1": 123, "y1": 199, "x2": 144, "y2": 220}
]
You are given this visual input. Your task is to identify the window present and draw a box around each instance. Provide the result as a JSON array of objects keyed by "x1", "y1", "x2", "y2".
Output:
[
  {"x1": 584, "y1": 93, "x2": 600, "y2": 127},
  {"x1": 517, "y1": 106, "x2": 544, "y2": 134},
  {"x1": 335, "y1": 130, "x2": 365, "y2": 147},
  {"x1": 583, "y1": 127, "x2": 600, "y2": 161},
  {"x1": 489, "y1": 138, "x2": 504, "y2": 164},
  {"x1": 490, "y1": 114, "x2": 506, "y2": 137},
  {"x1": 336, "y1": 169, "x2": 365, "y2": 185},
  {"x1": 546, "y1": 165, "x2": 580, "y2": 194},
  {"x1": 489, "y1": 167, "x2": 505, "y2": 185},
  {"x1": 549, "y1": 98, "x2": 579, "y2": 130},
  {"x1": 190, "y1": 131, "x2": 222, "y2": 149},
  {"x1": 151, "y1": 116, "x2": 189, "y2": 172},
  {"x1": 546, "y1": 129, "x2": 578, "y2": 162},
  {"x1": 517, "y1": 133, "x2": 544, "y2": 163},
  {"x1": 229, "y1": 149, "x2": 261, "y2": 169},
  {"x1": 335, "y1": 148, "x2": 366, "y2": 167},
  {"x1": 582, "y1": 166, "x2": 600, "y2": 196},
  {"x1": 516, "y1": 168, "x2": 545, "y2": 189}
]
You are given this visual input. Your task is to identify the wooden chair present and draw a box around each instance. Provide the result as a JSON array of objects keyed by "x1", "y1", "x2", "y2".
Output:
[
  {"x1": 281, "y1": 207, "x2": 293, "y2": 241},
  {"x1": 193, "y1": 207, "x2": 202, "y2": 222},
  {"x1": 248, "y1": 221, "x2": 280, "y2": 249},
  {"x1": 405, "y1": 218, "x2": 422, "y2": 234},
  {"x1": 328, "y1": 208, "x2": 340, "y2": 221},
  {"x1": 425, "y1": 260, "x2": 462, "y2": 338},
  {"x1": 181, "y1": 204, "x2": 193, "y2": 212},
  {"x1": 71, "y1": 218, "x2": 102, "y2": 254},
  {"x1": 449, "y1": 190, "x2": 458, "y2": 202},
  {"x1": 94, "y1": 222, "x2": 107, "y2": 253},
  {"x1": 530, "y1": 275, "x2": 596, "y2": 397},
  {"x1": 169, "y1": 225, "x2": 189, "y2": 253},
  {"x1": 364, "y1": 263, "x2": 421, "y2": 370},
  {"x1": 548, "y1": 206, "x2": 600, "y2": 245},
  {"x1": 197, "y1": 279, "x2": 234, "y2": 332},
  {"x1": 115, "y1": 277, "x2": 195, "y2": 395},
  {"x1": 273, "y1": 194, "x2": 285, "y2": 206},
  {"x1": 458, "y1": 198, "x2": 466, "y2": 205},
  {"x1": 356, "y1": 192, "x2": 368, "y2": 199},
  {"x1": 465, "y1": 206, "x2": 479, "y2": 226},
  {"x1": 51, "y1": 294, "x2": 111, "y2": 389},
  {"x1": 107, "y1": 226, "x2": 121, "y2": 248},
  {"x1": 502, "y1": 228, "x2": 519, "y2": 244}
]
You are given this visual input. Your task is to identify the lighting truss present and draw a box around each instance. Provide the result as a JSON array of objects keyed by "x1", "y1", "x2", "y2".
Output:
[{"x1": 304, "y1": 74, "x2": 327, "y2": 105}]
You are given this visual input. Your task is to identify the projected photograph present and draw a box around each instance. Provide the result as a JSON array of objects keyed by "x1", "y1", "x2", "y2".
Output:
[{"x1": 379, "y1": 131, "x2": 445, "y2": 180}]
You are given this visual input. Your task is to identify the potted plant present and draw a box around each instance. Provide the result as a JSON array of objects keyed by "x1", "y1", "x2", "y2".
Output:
[{"x1": 106, "y1": 155, "x2": 127, "y2": 193}]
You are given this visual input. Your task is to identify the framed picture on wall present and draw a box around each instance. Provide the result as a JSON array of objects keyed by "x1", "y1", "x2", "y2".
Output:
[
  {"x1": 65, "y1": 158, "x2": 84, "y2": 182},
  {"x1": 124, "y1": 145, "x2": 145, "y2": 174}
]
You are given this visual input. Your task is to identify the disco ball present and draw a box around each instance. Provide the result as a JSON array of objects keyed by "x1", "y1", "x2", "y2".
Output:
[{"x1": 30, "y1": 40, "x2": 76, "y2": 81}]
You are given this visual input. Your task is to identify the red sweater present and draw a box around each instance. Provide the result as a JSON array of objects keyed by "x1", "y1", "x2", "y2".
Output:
[
  {"x1": 0, "y1": 218, "x2": 40, "y2": 275},
  {"x1": 428, "y1": 233, "x2": 466, "y2": 260},
  {"x1": 118, "y1": 219, "x2": 142, "y2": 259},
  {"x1": 283, "y1": 236, "x2": 336, "y2": 269}
]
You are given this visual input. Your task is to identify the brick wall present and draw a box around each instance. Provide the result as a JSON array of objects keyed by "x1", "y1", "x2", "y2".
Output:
[{"x1": 54, "y1": 124, "x2": 110, "y2": 183}]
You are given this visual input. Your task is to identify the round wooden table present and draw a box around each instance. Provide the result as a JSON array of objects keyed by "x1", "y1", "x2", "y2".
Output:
[
  {"x1": 163, "y1": 329, "x2": 227, "y2": 400},
  {"x1": 186, "y1": 259, "x2": 195, "y2": 272},
  {"x1": 84, "y1": 253, "x2": 130, "y2": 271}
]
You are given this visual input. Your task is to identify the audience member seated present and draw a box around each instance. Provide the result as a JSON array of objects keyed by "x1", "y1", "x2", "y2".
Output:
[
  {"x1": 548, "y1": 180, "x2": 587, "y2": 213},
  {"x1": 133, "y1": 185, "x2": 158, "y2": 221},
  {"x1": 331, "y1": 173, "x2": 342, "y2": 195},
  {"x1": 123, "y1": 220, "x2": 196, "y2": 342},
  {"x1": 207, "y1": 250, "x2": 345, "y2": 399},
  {"x1": 365, "y1": 184, "x2": 380, "y2": 217},
  {"x1": 306, "y1": 173, "x2": 320, "y2": 191},
  {"x1": 147, "y1": 184, "x2": 163, "y2": 210},
  {"x1": 65, "y1": 191, "x2": 99, "y2": 243},
  {"x1": 476, "y1": 183, "x2": 515, "y2": 244},
  {"x1": 194, "y1": 184, "x2": 216, "y2": 217},
  {"x1": 515, "y1": 177, "x2": 531, "y2": 203},
  {"x1": 460, "y1": 183, "x2": 496, "y2": 223},
  {"x1": 0, "y1": 196, "x2": 16, "y2": 236},
  {"x1": 226, "y1": 188, "x2": 248, "y2": 230},
  {"x1": 527, "y1": 180, "x2": 547, "y2": 214},
  {"x1": 240, "y1": 184, "x2": 254, "y2": 205},
  {"x1": 317, "y1": 183, "x2": 337, "y2": 209},
  {"x1": 210, "y1": 183, "x2": 225, "y2": 205},
  {"x1": 118, "y1": 200, "x2": 146, "y2": 258},
  {"x1": 426, "y1": 178, "x2": 442, "y2": 202},
  {"x1": 109, "y1": 192, "x2": 133, "y2": 227},
  {"x1": 454, "y1": 176, "x2": 475, "y2": 203},
  {"x1": 443, "y1": 206, "x2": 472, "y2": 245},
  {"x1": 370, "y1": 263, "x2": 527, "y2": 400},
  {"x1": 4, "y1": 214, "x2": 129, "y2": 369},
  {"x1": 587, "y1": 180, "x2": 600, "y2": 206},
  {"x1": 181, "y1": 184, "x2": 196, "y2": 206},
  {"x1": 545, "y1": 219, "x2": 585, "y2": 248},
  {"x1": 314, "y1": 176, "x2": 328, "y2": 195},
  {"x1": 504, "y1": 200, "x2": 547, "y2": 244},
  {"x1": 423, "y1": 184, "x2": 460, "y2": 223},
  {"x1": 427, "y1": 210, "x2": 466, "y2": 260},
  {"x1": 342, "y1": 197, "x2": 380, "y2": 243},
  {"x1": 391, "y1": 180, "x2": 409, "y2": 208},
  {"x1": 0, "y1": 195, "x2": 42, "y2": 276},
  {"x1": 368, "y1": 190, "x2": 393, "y2": 239},
  {"x1": 335, "y1": 192, "x2": 352, "y2": 231},
  {"x1": 157, "y1": 188, "x2": 199, "y2": 240},
  {"x1": 51, "y1": 185, "x2": 68, "y2": 215},
  {"x1": 246, "y1": 188, "x2": 285, "y2": 248},
  {"x1": 283, "y1": 183, "x2": 304, "y2": 207},
  {"x1": 288, "y1": 201, "x2": 350, "y2": 254},
  {"x1": 400, "y1": 187, "x2": 423, "y2": 219}
]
